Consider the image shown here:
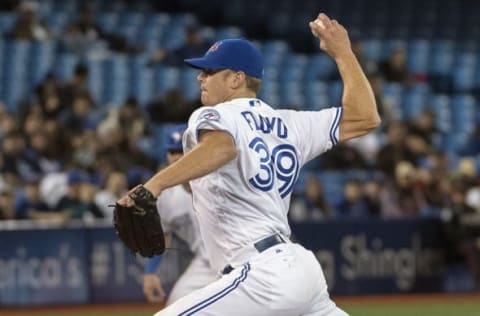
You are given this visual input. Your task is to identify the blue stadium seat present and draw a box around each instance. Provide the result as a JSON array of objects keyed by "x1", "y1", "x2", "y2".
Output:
[
  {"x1": 327, "y1": 81, "x2": 343, "y2": 106},
  {"x1": 0, "y1": 13, "x2": 16, "y2": 33},
  {"x1": 36, "y1": 0, "x2": 54, "y2": 17},
  {"x1": 28, "y1": 41, "x2": 57, "y2": 87},
  {"x1": 452, "y1": 64, "x2": 476, "y2": 92},
  {"x1": 382, "y1": 83, "x2": 404, "y2": 120},
  {"x1": 258, "y1": 80, "x2": 279, "y2": 106},
  {"x1": 292, "y1": 170, "x2": 310, "y2": 196},
  {"x1": 261, "y1": 40, "x2": 289, "y2": 70},
  {"x1": 153, "y1": 66, "x2": 180, "y2": 96},
  {"x1": 45, "y1": 12, "x2": 70, "y2": 34},
  {"x1": 161, "y1": 24, "x2": 185, "y2": 50},
  {"x1": 383, "y1": 39, "x2": 407, "y2": 58},
  {"x1": 86, "y1": 58, "x2": 105, "y2": 105},
  {"x1": 407, "y1": 39, "x2": 430, "y2": 74},
  {"x1": 362, "y1": 39, "x2": 384, "y2": 62},
  {"x1": 54, "y1": 53, "x2": 80, "y2": 81},
  {"x1": 453, "y1": 52, "x2": 478, "y2": 92},
  {"x1": 118, "y1": 12, "x2": 145, "y2": 27},
  {"x1": 103, "y1": 55, "x2": 129, "y2": 106},
  {"x1": 116, "y1": 24, "x2": 141, "y2": 44},
  {"x1": 51, "y1": 0, "x2": 78, "y2": 14},
  {"x1": 280, "y1": 54, "x2": 307, "y2": 86},
  {"x1": 279, "y1": 81, "x2": 304, "y2": 108},
  {"x1": 259, "y1": 90, "x2": 280, "y2": 108},
  {"x1": 430, "y1": 94, "x2": 452, "y2": 133},
  {"x1": 306, "y1": 53, "x2": 336, "y2": 80},
  {"x1": 131, "y1": 67, "x2": 154, "y2": 107},
  {"x1": 2, "y1": 40, "x2": 31, "y2": 111},
  {"x1": 304, "y1": 82, "x2": 329, "y2": 110},
  {"x1": 180, "y1": 68, "x2": 201, "y2": 101},
  {"x1": 214, "y1": 26, "x2": 243, "y2": 41},
  {"x1": 451, "y1": 94, "x2": 475, "y2": 135},
  {"x1": 97, "y1": 12, "x2": 120, "y2": 34},
  {"x1": 261, "y1": 40, "x2": 289, "y2": 56},
  {"x1": 429, "y1": 40, "x2": 455, "y2": 75},
  {"x1": 401, "y1": 88, "x2": 428, "y2": 120},
  {"x1": 317, "y1": 170, "x2": 345, "y2": 207}
]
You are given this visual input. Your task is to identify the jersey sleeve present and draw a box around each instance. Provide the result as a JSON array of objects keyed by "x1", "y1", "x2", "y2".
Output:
[
  {"x1": 188, "y1": 105, "x2": 237, "y2": 143},
  {"x1": 280, "y1": 107, "x2": 343, "y2": 165},
  {"x1": 156, "y1": 195, "x2": 172, "y2": 233},
  {"x1": 145, "y1": 255, "x2": 162, "y2": 274}
]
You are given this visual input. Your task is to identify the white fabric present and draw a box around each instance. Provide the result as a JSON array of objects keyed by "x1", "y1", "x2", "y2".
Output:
[
  {"x1": 94, "y1": 191, "x2": 117, "y2": 219},
  {"x1": 39, "y1": 172, "x2": 68, "y2": 209},
  {"x1": 183, "y1": 98, "x2": 342, "y2": 272},
  {"x1": 157, "y1": 185, "x2": 208, "y2": 259},
  {"x1": 156, "y1": 243, "x2": 348, "y2": 316},
  {"x1": 166, "y1": 256, "x2": 217, "y2": 305}
]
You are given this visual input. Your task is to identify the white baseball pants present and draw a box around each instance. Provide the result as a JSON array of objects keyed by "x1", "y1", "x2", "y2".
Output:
[{"x1": 155, "y1": 243, "x2": 348, "y2": 316}]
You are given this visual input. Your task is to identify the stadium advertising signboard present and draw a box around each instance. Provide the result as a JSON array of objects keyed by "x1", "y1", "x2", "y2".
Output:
[
  {"x1": 0, "y1": 219, "x2": 446, "y2": 305},
  {"x1": 291, "y1": 218, "x2": 446, "y2": 295}
]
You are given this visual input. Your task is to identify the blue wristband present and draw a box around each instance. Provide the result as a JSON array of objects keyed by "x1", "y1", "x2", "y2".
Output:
[{"x1": 145, "y1": 255, "x2": 162, "y2": 274}]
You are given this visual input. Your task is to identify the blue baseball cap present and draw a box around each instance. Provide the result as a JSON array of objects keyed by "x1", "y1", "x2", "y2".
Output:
[
  {"x1": 164, "y1": 124, "x2": 187, "y2": 151},
  {"x1": 184, "y1": 38, "x2": 264, "y2": 79},
  {"x1": 67, "y1": 169, "x2": 90, "y2": 185}
]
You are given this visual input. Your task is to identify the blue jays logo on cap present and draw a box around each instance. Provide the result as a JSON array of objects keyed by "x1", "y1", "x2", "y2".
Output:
[
  {"x1": 207, "y1": 42, "x2": 220, "y2": 54},
  {"x1": 184, "y1": 38, "x2": 264, "y2": 79}
]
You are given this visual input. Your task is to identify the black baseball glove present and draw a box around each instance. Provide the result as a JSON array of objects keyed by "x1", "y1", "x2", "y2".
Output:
[{"x1": 113, "y1": 185, "x2": 166, "y2": 257}]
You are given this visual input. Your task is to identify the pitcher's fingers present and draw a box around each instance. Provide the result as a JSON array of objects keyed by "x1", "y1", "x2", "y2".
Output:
[
  {"x1": 117, "y1": 195, "x2": 134, "y2": 206},
  {"x1": 318, "y1": 13, "x2": 333, "y2": 28},
  {"x1": 144, "y1": 286, "x2": 164, "y2": 303}
]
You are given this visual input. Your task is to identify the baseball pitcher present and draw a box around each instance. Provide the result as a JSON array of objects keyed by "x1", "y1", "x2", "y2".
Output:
[{"x1": 116, "y1": 13, "x2": 380, "y2": 316}]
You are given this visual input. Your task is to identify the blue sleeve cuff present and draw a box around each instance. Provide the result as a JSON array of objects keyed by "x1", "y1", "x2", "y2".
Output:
[{"x1": 145, "y1": 255, "x2": 162, "y2": 274}]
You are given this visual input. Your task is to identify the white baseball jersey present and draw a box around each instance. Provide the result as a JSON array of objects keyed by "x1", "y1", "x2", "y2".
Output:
[
  {"x1": 183, "y1": 98, "x2": 342, "y2": 272},
  {"x1": 157, "y1": 185, "x2": 206, "y2": 259}
]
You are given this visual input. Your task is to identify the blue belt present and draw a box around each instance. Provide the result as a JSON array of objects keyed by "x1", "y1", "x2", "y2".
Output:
[
  {"x1": 222, "y1": 234, "x2": 285, "y2": 275},
  {"x1": 254, "y1": 233, "x2": 285, "y2": 253}
]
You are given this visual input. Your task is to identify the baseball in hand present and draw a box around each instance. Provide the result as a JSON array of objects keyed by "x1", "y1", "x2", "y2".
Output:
[
  {"x1": 315, "y1": 19, "x2": 326, "y2": 30},
  {"x1": 311, "y1": 19, "x2": 326, "y2": 38}
]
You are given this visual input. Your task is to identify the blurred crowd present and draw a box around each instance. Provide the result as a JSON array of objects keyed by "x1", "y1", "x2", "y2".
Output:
[
  {"x1": 0, "y1": 0, "x2": 476, "y2": 291},
  {"x1": 0, "y1": 1, "x2": 207, "y2": 222},
  {"x1": 0, "y1": 1, "x2": 478, "y2": 224},
  {"x1": 0, "y1": 1, "x2": 479, "y2": 286},
  {"x1": 289, "y1": 38, "x2": 480, "y2": 222}
]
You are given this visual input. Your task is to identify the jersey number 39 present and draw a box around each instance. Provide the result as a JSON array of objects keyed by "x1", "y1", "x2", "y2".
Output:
[{"x1": 248, "y1": 137, "x2": 299, "y2": 198}]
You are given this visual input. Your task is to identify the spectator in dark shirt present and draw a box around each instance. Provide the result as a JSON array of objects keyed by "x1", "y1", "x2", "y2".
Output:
[
  {"x1": 379, "y1": 47, "x2": 409, "y2": 83},
  {"x1": 55, "y1": 170, "x2": 104, "y2": 220},
  {"x1": 61, "y1": 91, "x2": 97, "y2": 135},
  {"x1": 36, "y1": 72, "x2": 64, "y2": 119},
  {"x1": 408, "y1": 109, "x2": 437, "y2": 146},
  {"x1": 62, "y1": 5, "x2": 139, "y2": 55},
  {"x1": 0, "y1": 179, "x2": 15, "y2": 220},
  {"x1": 149, "y1": 22, "x2": 212, "y2": 66},
  {"x1": 290, "y1": 174, "x2": 331, "y2": 222},
  {"x1": 1, "y1": 131, "x2": 42, "y2": 184},
  {"x1": 59, "y1": 63, "x2": 92, "y2": 113},
  {"x1": 380, "y1": 161, "x2": 427, "y2": 218},
  {"x1": 15, "y1": 175, "x2": 50, "y2": 219},
  {"x1": 376, "y1": 121, "x2": 417, "y2": 177},
  {"x1": 319, "y1": 142, "x2": 367, "y2": 170},
  {"x1": 147, "y1": 88, "x2": 197, "y2": 123},
  {"x1": 8, "y1": 1, "x2": 51, "y2": 41},
  {"x1": 336, "y1": 179, "x2": 371, "y2": 218}
]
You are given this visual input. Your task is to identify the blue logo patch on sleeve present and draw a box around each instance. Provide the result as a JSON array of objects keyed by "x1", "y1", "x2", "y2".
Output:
[{"x1": 198, "y1": 109, "x2": 221, "y2": 122}]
